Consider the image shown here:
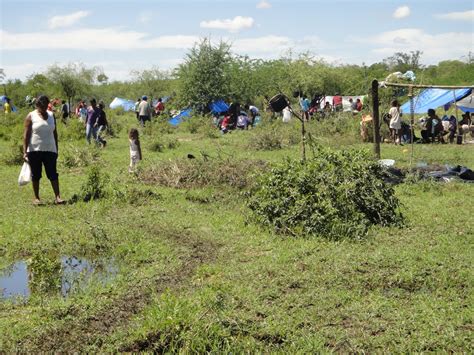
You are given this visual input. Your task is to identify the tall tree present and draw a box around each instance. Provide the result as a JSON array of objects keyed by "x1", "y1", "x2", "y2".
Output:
[
  {"x1": 175, "y1": 38, "x2": 233, "y2": 110},
  {"x1": 46, "y1": 63, "x2": 97, "y2": 112}
]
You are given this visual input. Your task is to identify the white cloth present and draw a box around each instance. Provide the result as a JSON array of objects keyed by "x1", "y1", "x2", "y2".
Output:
[
  {"x1": 389, "y1": 107, "x2": 401, "y2": 130},
  {"x1": 28, "y1": 109, "x2": 57, "y2": 153},
  {"x1": 129, "y1": 139, "x2": 140, "y2": 171},
  {"x1": 138, "y1": 101, "x2": 152, "y2": 117}
]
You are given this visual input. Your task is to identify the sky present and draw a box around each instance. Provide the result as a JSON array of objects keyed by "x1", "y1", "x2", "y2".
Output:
[{"x1": 1, "y1": 0, "x2": 473, "y2": 81}]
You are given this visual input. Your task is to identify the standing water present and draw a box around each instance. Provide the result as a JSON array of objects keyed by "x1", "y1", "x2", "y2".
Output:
[{"x1": 0, "y1": 256, "x2": 117, "y2": 301}]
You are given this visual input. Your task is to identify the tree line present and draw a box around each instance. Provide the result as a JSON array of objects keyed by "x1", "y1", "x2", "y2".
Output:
[{"x1": 2, "y1": 38, "x2": 473, "y2": 112}]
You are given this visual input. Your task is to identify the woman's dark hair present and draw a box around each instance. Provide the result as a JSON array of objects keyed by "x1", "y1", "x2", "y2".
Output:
[
  {"x1": 36, "y1": 95, "x2": 50, "y2": 108},
  {"x1": 129, "y1": 128, "x2": 139, "y2": 140},
  {"x1": 391, "y1": 99, "x2": 399, "y2": 107},
  {"x1": 90, "y1": 98, "x2": 97, "y2": 105},
  {"x1": 428, "y1": 108, "x2": 435, "y2": 115}
]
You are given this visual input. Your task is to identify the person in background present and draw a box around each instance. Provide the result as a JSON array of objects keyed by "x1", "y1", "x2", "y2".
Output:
[
  {"x1": 421, "y1": 108, "x2": 444, "y2": 143},
  {"x1": 138, "y1": 95, "x2": 152, "y2": 126},
  {"x1": 244, "y1": 104, "x2": 259, "y2": 127},
  {"x1": 134, "y1": 98, "x2": 141, "y2": 122},
  {"x1": 128, "y1": 128, "x2": 142, "y2": 172},
  {"x1": 79, "y1": 101, "x2": 88, "y2": 124},
  {"x1": 323, "y1": 101, "x2": 332, "y2": 113},
  {"x1": 22, "y1": 95, "x2": 64, "y2": 205},
  {"x1": 61, "y1": 100, "x2": 69, "y2": 124},
  {"x1": 349, "y1": 98, "x2": 357, "y2": 111},
  {"x1": 389, "y1": 100, "x2": 402, "y2": 145},
  {"x1": 4, "y1": 97, "x2": 11, "y2": 115},
  {"x1": 299, "y1": 95, "x2": 310, "y2": 121},
  {"x1": 356, "y1": 98, "x2": 363, "y2": 112},
  {"x1": 86, "y1": 98, "x2": 101, "y2": 144},
  {"x1": 332, "y1": 93, "x2": 343, "y2": 112},
  {"x1": 458, "y1": 112, "x2": 474, "y2": 140},
  {"x1": 95, "y1": 101, "x2": 108, "y2": 148},
  {"x1": 154, "y1": 97, "x2": 165, "y2": 116}
]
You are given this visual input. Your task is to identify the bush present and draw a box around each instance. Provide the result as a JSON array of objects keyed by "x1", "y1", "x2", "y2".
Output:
[
  {"x1": 149, "y1": 137, "x2": 180, "y2": 152},
  {"x1": 70, "y1": 165, "x2": 110, "y2": 202},
  {"x1": 106, "y1": 114, "x2": 123, "y2": 138},
  {"x1": 246, "y1": 147, "x2": 404, "y2": 240},
  {"x1": 60, "y1": 119, "x2": 85, "y2": 141}
]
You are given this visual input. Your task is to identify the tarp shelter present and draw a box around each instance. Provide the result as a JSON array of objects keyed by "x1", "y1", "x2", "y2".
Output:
[
  {"x1": 400, "y1": 88, "x2": 471, "y2": 114},
  {"x1": 456, "y1": 94, "x2": 474, "y2": 113},
  {"x1": 209, "y1": 100, "x2": 229, "y2": 114},
  {"x1": 109, "y1": 97, "x2": 135, "y2": 112},
  {"x1": 168, "y1": 108, "x2": 192, "y2": 126},
  {"x1": 0, "y1": 95, "x2": 18, "y2": 112}
]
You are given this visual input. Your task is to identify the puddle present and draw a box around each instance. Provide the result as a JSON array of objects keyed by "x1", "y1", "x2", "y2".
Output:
[{"x1": 0, "y1": 256, "x2": 117, "y2": 301}]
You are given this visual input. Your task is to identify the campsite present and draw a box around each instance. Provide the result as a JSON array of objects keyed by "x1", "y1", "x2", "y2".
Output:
[{"x1": 1, "y1": 0, "x2": 474, "y2": 352}]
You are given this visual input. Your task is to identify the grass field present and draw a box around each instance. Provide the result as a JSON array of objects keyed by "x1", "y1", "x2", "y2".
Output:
[{"x1": 0, "y1": 110, "x2": 473, "y2": 352}]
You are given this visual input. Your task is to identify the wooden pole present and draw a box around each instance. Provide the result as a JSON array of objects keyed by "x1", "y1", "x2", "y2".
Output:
[
  {"x1": 383, "y1": 82, "x2": 474, "y2": 89},
  {"x1": 372, "y1": 79, "x2": 381, "y2": 159},
  {"x1": 408, "y1": 86, "x2": 415, "y2": 166}
]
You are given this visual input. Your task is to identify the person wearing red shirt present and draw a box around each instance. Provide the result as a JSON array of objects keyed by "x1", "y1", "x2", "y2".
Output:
[{"x1": 154, "y1": 97, "x2": 165, "y2": 116}]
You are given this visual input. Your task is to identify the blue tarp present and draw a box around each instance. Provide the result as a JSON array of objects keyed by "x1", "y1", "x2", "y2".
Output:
[
  {"x1": 400, "y1": 88, "x2": 471, "y2": 114},
  {"x1": 456, "y1": 94, "x2": 474, "y2": 113},
  {"x1": 209, "y1": 100, "x2": 229, "y2": 114},
  {"x1": 109, "y1": 97, "x2": 135, "y2": 111},
  {"x1": 168, "y1": 108, "x2": 192, "y2": 126}
]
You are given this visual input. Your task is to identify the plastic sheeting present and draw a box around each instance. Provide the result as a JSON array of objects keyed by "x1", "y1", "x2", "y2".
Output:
[
  {"x1": 109, "y1": 97, "x2": 135, "y2": 111},
  {"x1": 209, "y1": 100, "x2": 229, "y2": 114},
  {"x1": 168, "y1": 108, "x2": 192, "y2": 126},
  {"x1": 456, "y1": 94, "x2": 474, "y2": 113},
  {"x1": 400, "y1": 88, "x2": 471, "y2": 114}
]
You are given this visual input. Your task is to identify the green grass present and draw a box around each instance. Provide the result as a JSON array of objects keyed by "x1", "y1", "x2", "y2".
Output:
[{"x1": 0, "y1": 111, "x2": 473, "y2": 352}]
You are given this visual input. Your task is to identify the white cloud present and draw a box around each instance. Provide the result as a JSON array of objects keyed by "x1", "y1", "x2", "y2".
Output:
[
  {"x1": 233, "y1": 35, "x2": 325, "y2": 56},
  {"x1": 200, "y1": 16, "x2": 254, "y2": 33},
  {"x1": 435, "y1": 10, "x2": 474, "y2": 21},
  {"x1": 0, "y1": 29, "x2": 199, "y2": 50},
  {"x1": 48, "y1": 11, "x2": 90, "y2": 30},
  {"x1": 359, "y1": 28, "x2": 472, "y2": 64},
  {"x1": 393, "y1": 6, "x2": 410, "y2": 19},
  {"x1": 256, "y1": 0, "x2": 272, "y2": 9}
]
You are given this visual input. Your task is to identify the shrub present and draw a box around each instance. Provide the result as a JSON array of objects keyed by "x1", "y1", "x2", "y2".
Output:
[
  {"x1": 106, "y1": 114, "x2": 123, "y2": 137},
  {"x1": 71, "y1": 165, "x2": 110, "y2": 202},
  {"x1": 250, "y1": 126, "x2": 283, "y2": 151},
  {"x1": 246, "y1": 147, "x2": 404, "y2": 240},
  {"x1": 60, "y1": 119, "x2": 85, "y2": 141}
]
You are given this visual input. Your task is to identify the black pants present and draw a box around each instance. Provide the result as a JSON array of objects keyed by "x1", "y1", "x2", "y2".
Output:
[
  {"x1": 27, "y1": 151, "x2": 58, "y2": 181},
  {"x1": 139, "y1": 115, "x2": 150, "y2": 126}
]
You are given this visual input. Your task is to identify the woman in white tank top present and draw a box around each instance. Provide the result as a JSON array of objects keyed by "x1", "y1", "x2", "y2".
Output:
[{"x1": 23, "y1": 95, "x2": 64, "y2": 205}]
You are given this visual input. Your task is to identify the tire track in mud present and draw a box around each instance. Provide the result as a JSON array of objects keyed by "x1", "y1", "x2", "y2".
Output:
[{"x1": 23, "y1": 227, "x2": 220, "y2": 352}]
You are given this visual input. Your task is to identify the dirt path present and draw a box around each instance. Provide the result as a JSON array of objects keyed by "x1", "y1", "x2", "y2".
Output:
[{"x1": 21, "y1": 228, "x2": 220, "y2": 352}]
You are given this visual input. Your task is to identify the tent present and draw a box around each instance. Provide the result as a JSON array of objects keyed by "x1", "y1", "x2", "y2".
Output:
[
  {"x1": 456, "y1": 94, "x2": 474, "y2": 113},
  {"x1": 400, "y1": 88, "x2": 471, "y2": 114},
  {"x1": 168, "y1": 108, "x2": 192, "y2": 126},
  {"x1": 109, "y1": 97, "x2": 135, "y2": 111},
  {"x1": 209, "y1": 100, "x2": 229, "y2": 114}
]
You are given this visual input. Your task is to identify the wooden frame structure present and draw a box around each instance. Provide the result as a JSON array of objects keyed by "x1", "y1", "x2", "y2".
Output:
[{"x1": 370, "y1": 80, "x2": 474, "y2": 162}]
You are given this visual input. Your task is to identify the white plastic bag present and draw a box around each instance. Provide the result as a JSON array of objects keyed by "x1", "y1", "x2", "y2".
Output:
[{"x1": 18, "y1": 162, "x2": 32, "y2": 186}]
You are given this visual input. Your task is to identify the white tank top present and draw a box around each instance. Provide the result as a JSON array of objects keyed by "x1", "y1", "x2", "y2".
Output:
[{"x1": 28, "y1": 110, "x2": 57, "y2": 153}]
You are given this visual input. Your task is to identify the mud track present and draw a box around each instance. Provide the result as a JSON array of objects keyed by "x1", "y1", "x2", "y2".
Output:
[{"x1": 21, "y1": 227, "x2": 220, "y2": 352}]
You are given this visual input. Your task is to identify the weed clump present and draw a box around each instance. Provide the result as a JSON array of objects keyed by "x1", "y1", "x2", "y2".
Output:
[
  {"x1": 140, "y1": 157, "x2": 267, "y2": 189},
  {"x1": 71, "y1": 165, "x2": 110, "y2": 202},
  {"x1": 61, "y1": 145, "x2": 100, "y2": 168},
  {"x1": 1, "y1": 143, "x2": 23, "y2": 166},
  {"x1": 246, "y1": 147, "x2": 404, "y2": 240}
]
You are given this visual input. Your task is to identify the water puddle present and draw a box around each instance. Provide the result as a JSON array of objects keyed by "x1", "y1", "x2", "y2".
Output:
[{"x1": 0, "y1": 256, "x2": 117, "y2": 301}]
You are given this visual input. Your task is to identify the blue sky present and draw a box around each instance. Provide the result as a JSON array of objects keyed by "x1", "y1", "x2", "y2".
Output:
[{"x1": 1, "y1": 0, "x2": 473, "y2": 81}]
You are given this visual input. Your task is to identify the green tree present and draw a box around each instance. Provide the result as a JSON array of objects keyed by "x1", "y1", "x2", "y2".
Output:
[
  {"x1": 175, "y1": 38, "x2": 233, "y2": 110},
  {"x1": 46, "y1": 63, "x2": 97, "y2": 112},
  {"x1": 383, "y1": 51, "x2": 423, "y2": 72},
  {"x1": 130, "y1": 66, "x2": 171, "y2": 102}
]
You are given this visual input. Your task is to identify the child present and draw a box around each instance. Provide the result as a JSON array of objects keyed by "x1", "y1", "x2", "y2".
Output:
[
  {"x1": 128, "y1": 128, "x2": 142, "y2": 172},
  {"x1": 96, "y1": 101, "x2": 108, "y2": 147}
]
